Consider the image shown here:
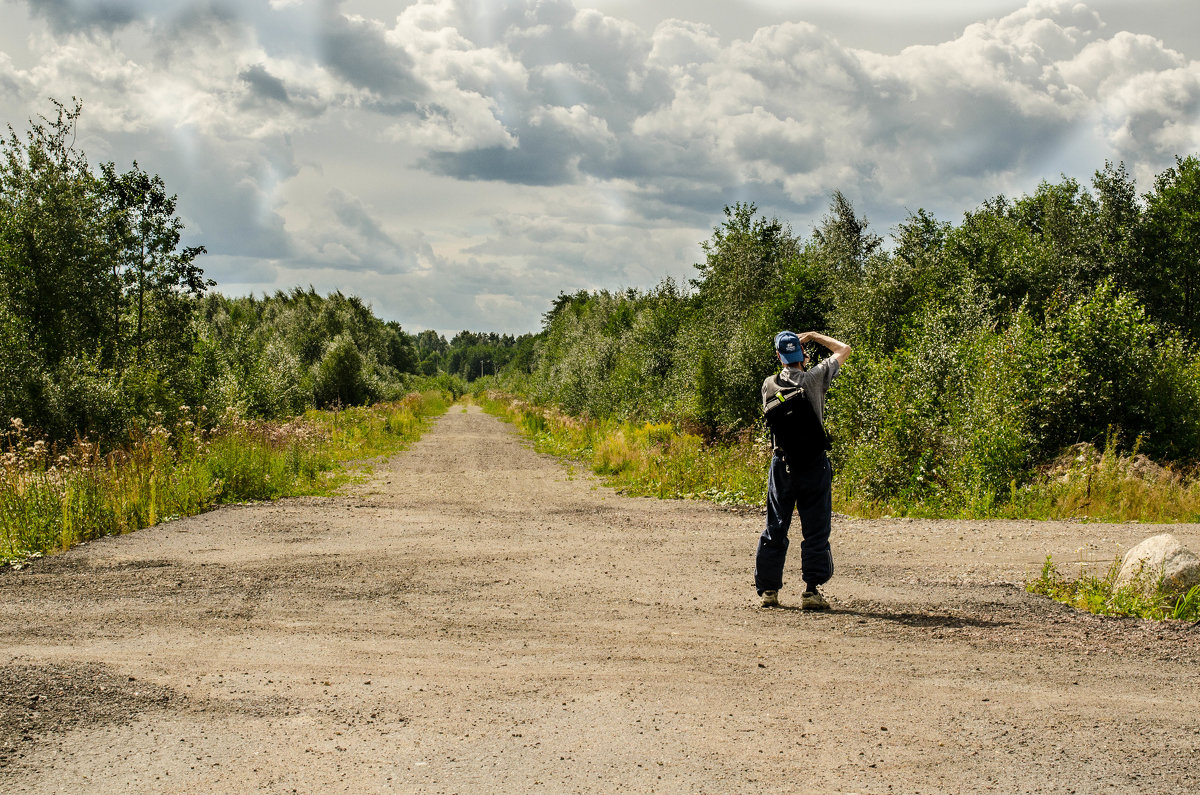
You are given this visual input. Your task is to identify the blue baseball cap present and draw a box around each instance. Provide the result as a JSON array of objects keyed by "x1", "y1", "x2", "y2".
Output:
[{"x1": 774, "y1": 331, "x2": 805, "y2": 363}]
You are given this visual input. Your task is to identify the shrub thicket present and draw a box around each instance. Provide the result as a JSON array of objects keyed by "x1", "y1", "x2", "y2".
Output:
[
  {"x1": 197, "y1": 289, "x2": 421, "y2": 417},
  {"x1": 505, "y1": 157, "x2": 1200, "y2": 513}
]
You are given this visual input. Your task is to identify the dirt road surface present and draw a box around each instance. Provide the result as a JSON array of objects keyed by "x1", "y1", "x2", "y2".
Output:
[{"x1": 3, "y1": 404, "x2": 1199, "y2": 793}]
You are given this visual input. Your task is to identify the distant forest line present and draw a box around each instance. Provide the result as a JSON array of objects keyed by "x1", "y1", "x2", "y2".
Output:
[
  {"x1": 505, "y1": 156, "x2": 1200, "y2": 509},
  {"x1": 0, "y1": 100, "x2": 529, "y2": 443},
  {"x1": 4, "y1": 99, "x2": 1200, "y2": 512}
]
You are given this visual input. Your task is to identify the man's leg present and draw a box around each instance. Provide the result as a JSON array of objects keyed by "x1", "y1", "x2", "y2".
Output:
[
  {"x1": 794, "y1": 456, "x2": 834, "y2": 589},
  {"x1": 755, "y1": 455, "x2": 796, "y2": 594}
]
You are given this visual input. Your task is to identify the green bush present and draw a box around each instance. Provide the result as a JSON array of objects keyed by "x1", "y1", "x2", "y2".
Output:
[{"x1": 313, "y1": 333, "x2": 373, "y2": 408}]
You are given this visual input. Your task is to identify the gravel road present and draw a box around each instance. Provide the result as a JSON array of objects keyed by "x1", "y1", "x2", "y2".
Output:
[{"x1": 3, "y1": 402, "x2": 1199, "y2": 793}]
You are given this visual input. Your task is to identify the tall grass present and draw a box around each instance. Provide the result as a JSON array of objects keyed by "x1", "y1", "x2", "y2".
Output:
[
  {"x1": 835, "y1": 431, "x2": 1200, "y2": 522},
  {"x1": 481, "y1": 390, "x2": 1200, "y2": 523},
  {"x1": 478, "y1": 391, "x2": 768, "y2": 505},
  {"x1": 1, "y1": 390, "x2": 451, "y2": 566},
  {"x1": 999, "y1": 437, "x2": 1200, "y2": 522}
]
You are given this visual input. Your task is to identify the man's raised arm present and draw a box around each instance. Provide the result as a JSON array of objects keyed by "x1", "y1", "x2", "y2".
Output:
[{"x1": 799, "y1": 331, "x2": 852, "y2": 366}]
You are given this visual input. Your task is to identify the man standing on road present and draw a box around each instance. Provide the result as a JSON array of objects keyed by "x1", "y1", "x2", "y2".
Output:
[{"x1": 756, "y1": 330, "x2": 852, "y2": 610}]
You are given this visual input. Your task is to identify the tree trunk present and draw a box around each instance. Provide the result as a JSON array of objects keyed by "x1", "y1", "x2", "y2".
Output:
[{"x1": 136, "y1": 236, "x2": 145, "y2": 364}]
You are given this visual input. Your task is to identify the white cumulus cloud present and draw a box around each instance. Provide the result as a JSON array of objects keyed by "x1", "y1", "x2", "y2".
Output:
[{"x1": 2, "y1": 0, "x2": 1199, "y2": 334}]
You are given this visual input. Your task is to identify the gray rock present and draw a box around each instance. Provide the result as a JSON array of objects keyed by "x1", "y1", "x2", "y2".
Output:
[{"x1": 1115, "y1": 534, "x2": 1200, "y2": 596}]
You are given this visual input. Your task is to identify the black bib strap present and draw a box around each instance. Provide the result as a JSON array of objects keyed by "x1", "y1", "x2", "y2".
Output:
[{"x1": 763, "y1": 377, "x2": 830, "y2": 462}]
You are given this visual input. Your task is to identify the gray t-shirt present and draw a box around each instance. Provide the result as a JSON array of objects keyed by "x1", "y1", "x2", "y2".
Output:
[{"x1": 761, "y1": 357, "x2": 841, "y2": 423}]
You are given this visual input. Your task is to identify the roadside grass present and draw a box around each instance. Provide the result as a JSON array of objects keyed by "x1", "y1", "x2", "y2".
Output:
[
  {"x1": 1000, "y1": 443, "x2": 1200, "y2": 523},
  {"x1": 1026, "y1": 554, "x2": 1200, "y2": 622},
  {"x1": 839, "y1": 435, "x2": 1200, "y2": 523},
  {"x1": 1, "y1": 390, "x2": 452, "y2": 567},
  {"x1": 479, "y1": 391, "x2": 1200, "y2": 524},
  {"x1": 477, "y1": 392, "x2": 768, "y2": 506}
]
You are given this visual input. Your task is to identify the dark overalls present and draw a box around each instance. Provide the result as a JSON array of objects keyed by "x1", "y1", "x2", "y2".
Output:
[
  {"x1": 754, "y1": 360, "x2": 839, "y2": 595},
  {"x1": 755, "y1": 452, "x2": 833, "y2": 594}
]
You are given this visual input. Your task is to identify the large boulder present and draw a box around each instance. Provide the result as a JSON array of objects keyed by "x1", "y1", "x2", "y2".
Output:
[{"x1": 1115, "y1": 534, "x2": 1200, "y2": 596}]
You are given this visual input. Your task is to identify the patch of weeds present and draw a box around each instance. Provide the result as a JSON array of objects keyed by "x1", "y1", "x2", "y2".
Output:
[
  {"x1": 478, "y1": 390, "x2": 769, "y2": 508},
  {"x1": 1026, "y1": 554, "x2": 1200, "y2": 622},
  {"x1": 1, "y1": 390, "x2": 453, "y2": 565},
  {"x1": 1170, "y1": 583, "x2": 1200, "y2": 621}
]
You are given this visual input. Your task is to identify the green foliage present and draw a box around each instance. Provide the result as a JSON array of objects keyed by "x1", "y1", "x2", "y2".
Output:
[
  {"x1": 0, "y1": 99, "x2": 455, "y2": 445},
  {"x1": 0, "y1": 99, "x2": 110, "y2": 369},
  {"x1": 833, "y1": 208, "x2": 953, "y2": 353},
  {"x1": 693, "y1": 202, "x2": 801, "y2": 307},
  {"x1": 408, "y1": 327, "x2": 532, "y2": 381},
  {"x1": 1025, "y1": 281, "x2": 1194, "y2": 459},
  {"x1": 503, "y1": 152, "x2": 1200, "y2": 518},
  {"x1": 822, "y1": 278, "x2": 1024, "y2": 510},
  {"x1": 200, "y1": 288, "x2": 419, "y2": 405},
  {"x1": 1, "y1": 391, "x2": 453, "y2": 566},
  {"x1": 520, "y1": 203, "x2": 829, "y2": 437},
  {"x1": 189, "y1": 288, "x2": 429, "y2": 422},
  {"x1": 313, "y1": 333, "x2": 373, "y2": 408},
  {"x1": 99, "y1": 159, "x2": 210, "y2": 370},
  {"x1": 685, "y1": 203, "x2": 828, "y2": 433},
  {"x1": 0, "y1": 100, "x2": 211, "y2": 440},
  {"x1": 415, "y1": 372, "x2": 468, "y2": 400},
  {"x1": 812, "y1": 189, "x2": 882, "y2": 285},
  {"x1": 443, "y1": 330, "x2": 534, "y2": 381},
  {"x1": 998, "y1": 434, "x2": 1200, "y2": 523},
  {"x1": 7, "y1": 95, "x2": 1200, "y2": 521},
  {"x1": 941, "y1": 178, "x2": 1111, "y2": 319},
  {"x1": 530, "y1": 288, "x2": 679, "y2": 421},
  {"x1": 1140, "y1": 155, "x2": 1200, "y2": 339},
  {"x1": 479, "y1": 392, "x2": 769, "y2": 506},
  {"x1": 1027, "y1": 554, "x2": 1200, "y2": 622}
]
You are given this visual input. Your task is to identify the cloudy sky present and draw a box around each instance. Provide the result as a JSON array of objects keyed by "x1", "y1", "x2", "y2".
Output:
[{"x1": 2, "y1": 0, "x2": 1198, "y2": 335}]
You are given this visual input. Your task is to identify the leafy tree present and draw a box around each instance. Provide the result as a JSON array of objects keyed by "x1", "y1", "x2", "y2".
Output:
[
  {"x1": 100, "y1": 161, "x2": 209, "y2": 371},
  {"x1": 384, "y1": 321, "x2": 419, "y2": 373},
  {"x1": 693, "y1": 202, "x2": 800, "y2": 309},
  {"x1": 413, "y1": 328, "x2": 448, "y2": 374},
  {"x1": 1141, "y1": 155, "x2": 1200, "y2": 339},
  {"x1": 313, "y1": 333, "x2": 372, "y2": 407},
  {"x1": 0, "y1": 99, "x2": 213, "y2": 437},
  {"x1": 686, "y1": 203, "x2": 814, "y2": 432},
  {"x1": 940, "y1": 176, "x2": 1119, "y2": 324},
  {"x1": 196, "y1": 289, "x2": 419, "y2": 415},
  {"x1": 812, "y1": 189, "x2": 882, "y2": 285},
  {"x1": 1028, "y1": 281, "x2": 1168, "y2": 456},
  {"x1": 509, "y1": 157, "x2": 1200, "y2": 509},
  {"x1": 1091, "y1": 161, "x2": 1142, "y2": 294},
  {"x1": 0, "y1": 98, "x2": 112, "y2": 369},
  {"x1": 833, "y1": 208, "x2": 953, "y2": 354}
]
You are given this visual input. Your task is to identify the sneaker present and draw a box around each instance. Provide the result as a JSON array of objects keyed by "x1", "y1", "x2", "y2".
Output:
[
  {"x1": 760, "y1": 590, "x2": 780, "y2": 608},
  {"x1": 801, "y1": 588, "x2": 830, "y2": 611}
]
